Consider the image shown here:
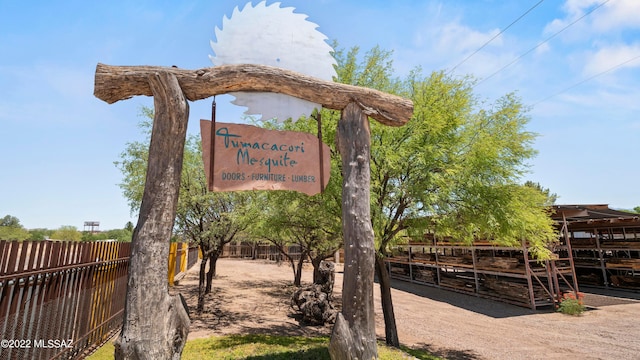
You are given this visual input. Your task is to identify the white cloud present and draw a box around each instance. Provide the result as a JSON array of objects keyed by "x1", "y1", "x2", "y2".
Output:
[
  {"x1": 583, "y1": 43, "x2": 640, "y2": 76},
  {"x1": 547, "y1": 0, "x2": 640, "y2": 38},
  {"x1": 590, "y1": 0, "x2": 640, "y2": 32},
  {"x1": 404, "y1": 16, "x2": 507, "y2": 76},
  {"x1": 437, "y1": 23, "x2": 502, "y2": 54}
]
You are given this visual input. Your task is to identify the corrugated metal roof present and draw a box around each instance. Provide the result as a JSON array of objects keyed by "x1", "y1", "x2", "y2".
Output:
[{"x1": 551, "y1": 204, "x2": 640, "y2": 228}]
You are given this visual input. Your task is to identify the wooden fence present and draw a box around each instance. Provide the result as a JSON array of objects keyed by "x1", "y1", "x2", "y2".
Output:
[
  {"x1": 0, "y1": 240, "x2": 130, "y2": 360},
  {"x1": 221, "y1": 242, "x2": 304, "y2": 262},
  {"x1": 167, "y1": 242, "x2": 199, "y2": 286}
]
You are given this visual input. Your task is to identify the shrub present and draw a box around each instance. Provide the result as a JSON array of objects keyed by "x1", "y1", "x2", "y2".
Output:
[{"x1": 557, "y1": 291, "x2": 585, "y2": 316}]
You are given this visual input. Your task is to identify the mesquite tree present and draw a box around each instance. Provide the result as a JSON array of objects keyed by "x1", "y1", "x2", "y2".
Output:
[{"x1": 333, "y1": 45, "x2": 557, "y2": 348}]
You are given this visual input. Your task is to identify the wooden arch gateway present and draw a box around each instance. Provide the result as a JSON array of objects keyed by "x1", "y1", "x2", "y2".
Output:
[{"x1": 94, "y1": 63, "x2": 413, "y2": 360}]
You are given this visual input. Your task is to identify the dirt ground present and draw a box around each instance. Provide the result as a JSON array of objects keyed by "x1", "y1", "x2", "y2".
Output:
[{"x1": 171, "y1": 258, "x2": 640, "y2": 360}]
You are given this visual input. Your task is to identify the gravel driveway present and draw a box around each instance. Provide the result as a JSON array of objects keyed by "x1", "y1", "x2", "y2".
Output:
[{"x1": 174, "y1": 258, "x2": 640, "y2": 360}]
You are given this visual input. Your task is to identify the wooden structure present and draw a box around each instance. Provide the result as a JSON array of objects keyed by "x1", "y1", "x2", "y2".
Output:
[
  {"x1": 94, "y1": 63, "x2": 412, "y2": 359},
  {"x1": 0, "y1": 240, "x2": 130, "y2": 360},
  {"x1": 552, "y1": 205, "x2": 640, "y2": 291},
  {"x1": 385, "y1": 235, "x2": 578, "y2": 310}
]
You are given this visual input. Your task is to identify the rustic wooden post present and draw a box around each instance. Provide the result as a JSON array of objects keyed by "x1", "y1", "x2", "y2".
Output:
[
  {"x1": 329, "y1": 102, "x2": 377, "y2": 360},
  {"x1": 114, "y1": 72, "x2": 190, "y2": 360}
]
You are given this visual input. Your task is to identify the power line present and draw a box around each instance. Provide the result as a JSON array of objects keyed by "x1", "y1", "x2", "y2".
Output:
[
  {"x1": 449, "y1": 0, "x2": 545, "y2": 73},
  {"x1": 533, "y1": 53, "x2": 640, "y2": 106},
  {"x1": 476, "y1": 0, "x2": 610, "y2": 86}
]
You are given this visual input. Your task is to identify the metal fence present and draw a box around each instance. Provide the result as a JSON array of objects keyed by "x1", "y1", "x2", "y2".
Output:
[{"x1": 0, "y1": 240, "x2": 130, "y2": 360}]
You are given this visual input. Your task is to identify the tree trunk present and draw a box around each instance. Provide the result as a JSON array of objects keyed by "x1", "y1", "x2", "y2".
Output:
[
  {"x1": 114, "y1": 72, "x2": 190, "y2": 360},
  {"x1": 375, "y1": 253, "x2": 400, "y2": 347},
  {"x1": 294, "y1": 252, "x2": 306, "y2": 287},
  {"x1": 329, "y1": 102, "x2": 378, "y2": 360},
  {"x1": 197, "y1": 256, "x2": 208, "y2": 314},
  {"x1": 205, "y1": 252, "x2": 218, "y2": 294},
  {"x1": 311, "y1": 256, "x2": 324, "y2": 284}
]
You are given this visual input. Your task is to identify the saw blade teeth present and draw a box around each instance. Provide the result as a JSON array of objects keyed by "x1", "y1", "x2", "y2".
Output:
[{"x1": 209, "y1": 1, "x2": 337, "y2": 122}]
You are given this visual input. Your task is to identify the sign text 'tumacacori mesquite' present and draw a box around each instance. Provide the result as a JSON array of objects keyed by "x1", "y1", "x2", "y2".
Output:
[{"x1": 200, "y1": 120, "x2": 331, "y2": 196}]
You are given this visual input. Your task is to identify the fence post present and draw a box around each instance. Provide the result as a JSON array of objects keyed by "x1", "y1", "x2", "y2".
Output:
[
  {"x1": 180, "y1": 243, "x2": 187, "y2": 273},
  {"x1": 168, "y1": 243, "x2": 178, "y2": 286}
]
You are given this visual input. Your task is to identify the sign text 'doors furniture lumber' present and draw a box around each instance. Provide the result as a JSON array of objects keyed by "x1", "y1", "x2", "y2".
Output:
[{"x1": 201, "y1": 120, "x2": 331, "y2": 195}]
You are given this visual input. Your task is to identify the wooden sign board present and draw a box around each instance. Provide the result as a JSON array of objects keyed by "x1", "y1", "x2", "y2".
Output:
[{"x1": 200, "y1": 120, "x2": 331, "y2": 195}]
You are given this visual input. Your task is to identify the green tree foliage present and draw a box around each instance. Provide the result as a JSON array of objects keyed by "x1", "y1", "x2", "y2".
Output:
[
  {"x1": 82, "y1": 228, "x2": 133, "y2": 242},
  {"x1": 524, "y1": 181, "x2": 558, "y2": 206},
  {"x1": 0, "y1": 215, "x2": 30, "y2": 241},
  {"x1": 246, "y1": 117, "x2": 343, "y2": 285},
  {"x1": 1, "y1": 215, "x2": 21, "y2": 227},
  {"x1": 114, "y1": 109, "x2": 153, "y2": 214},
  {"x1": 633, "y1": 206, "x2": 640, "y2": 214},
  {"x1": 125, "y1": 221, "x2": 134, "y2": 232},
  {"x1": 332, "y1": 45, "x2": 558, "y2": 346},
  {"x1": 50, "y1": 225, "x2": 82, "y2": 241},
  {"x1": 334, "y1": 45, "x2": 557, "y2": 254},
  {"x1": 28, "y1": 228, "x2": 52, "y2": 241}
]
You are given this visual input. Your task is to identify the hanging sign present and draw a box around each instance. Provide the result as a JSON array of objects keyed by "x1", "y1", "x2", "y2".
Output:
[{"x1": 200, "y1": 120, "x2": 331, "y2": 195}]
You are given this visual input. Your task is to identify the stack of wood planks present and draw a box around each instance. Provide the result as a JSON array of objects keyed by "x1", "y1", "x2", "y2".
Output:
[
  {"x1": 389, "y1": 264, "x2": 409, "y2": 276},
  {"x1": 601, "y1": 241, "x2": 640, "y2": 249},
  {"x1": 437, "y1": 255, "x2": 473, "y2": 266},
  {"x1": 577, "y1": 272, "x2": 602, "y2": 285},
  {"x1": 571, "y1": 238, "x2": 597, "y2": 248},
  {"x1": 439, "y1": 275, "x2": 474, "y2": 291},
  {"x1": 412, "y1": 268, "x2": 436, "y2": 283},
  {"x1": 610, "y1": 275, "x2": 640, "y2": 288},
  {"x1": 476, "y1": 256, "x2": 519, "y2": 270},
  {"x1": 606, "y1": 258, "x2": 640, "y2": 269},
  {"x1": 411, "y1": 252, "x2": 435, "y2": 263},
  {"x1": 482, "y1": 277, "x2": 546, "y2": 302}
]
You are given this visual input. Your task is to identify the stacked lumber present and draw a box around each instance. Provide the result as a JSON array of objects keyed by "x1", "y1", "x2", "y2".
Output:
[
  {"x1": 389, "y1": 264, "x2": 409, "y2": 276},
  {"x1": 388, "y1": 256, "x2": 410, "y2": 264},
  {"x1": 601, "y1": 241, "x2": 640, "y2": 249},
  {"x1": 610, "y1": 275, "x2": 640, "y2": 288},
  {"x1": 571, "y1": 238, "x2": 597, "y2": 248},
  {"x1": 437, "y1": 255, "x2": 473, "y2": 266},
  {"x1": 412, "y1": 252, "x2": 435, "y2": 263},
  {"x1": 577, "y1": 273, "x2": 602, "y2": 285},
  {"x1": 413, "y1": 268, "x2": 435, "y2": 283},
  {"x1": 476, "y1": 256, "x2": 519, "y2": 270},
  {"x1": 573, "y1": 259, "x2": 601, "y2": 267},
  {"x1": 439, "y1": 276, "x2": 473, "y2": 291},
  {"x1": 606, "y1": 258, "x2": 640, "y2": 269},
  {"x1": 482, "y1": 277, "x2": 546, "y2": 302}
]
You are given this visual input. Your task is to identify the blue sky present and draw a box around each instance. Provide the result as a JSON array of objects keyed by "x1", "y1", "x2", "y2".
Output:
[{"x1": 1, "y1": 0, "x2": 639, "y2": 230}]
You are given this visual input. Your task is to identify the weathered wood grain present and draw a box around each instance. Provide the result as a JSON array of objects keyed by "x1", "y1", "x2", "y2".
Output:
[
  {"x1": 114, "y1": 72, "x2": 190, "y2": 360},
  {"x1": 94, "y1": 63, "x2": 413, "y2": 127},
  {"x1": 329, "y1": 102, "x2": 377, "y2": 360}
]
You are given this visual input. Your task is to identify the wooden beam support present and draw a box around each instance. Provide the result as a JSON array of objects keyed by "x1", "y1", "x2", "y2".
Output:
[
  {"x1": 94, "y1": 63, "x2": 413, "y2": 127},
  {"x1": 329, "y1": 102, "x2": 377, "y2": 360},
  {"x1": 114, "y1": 71, "x2": 190, "y2": 360}
]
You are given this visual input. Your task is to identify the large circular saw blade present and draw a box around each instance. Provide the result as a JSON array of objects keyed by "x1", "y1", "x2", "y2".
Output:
[{"x1": 210, "y1": 1, "x2": 336, "y2": 122}]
